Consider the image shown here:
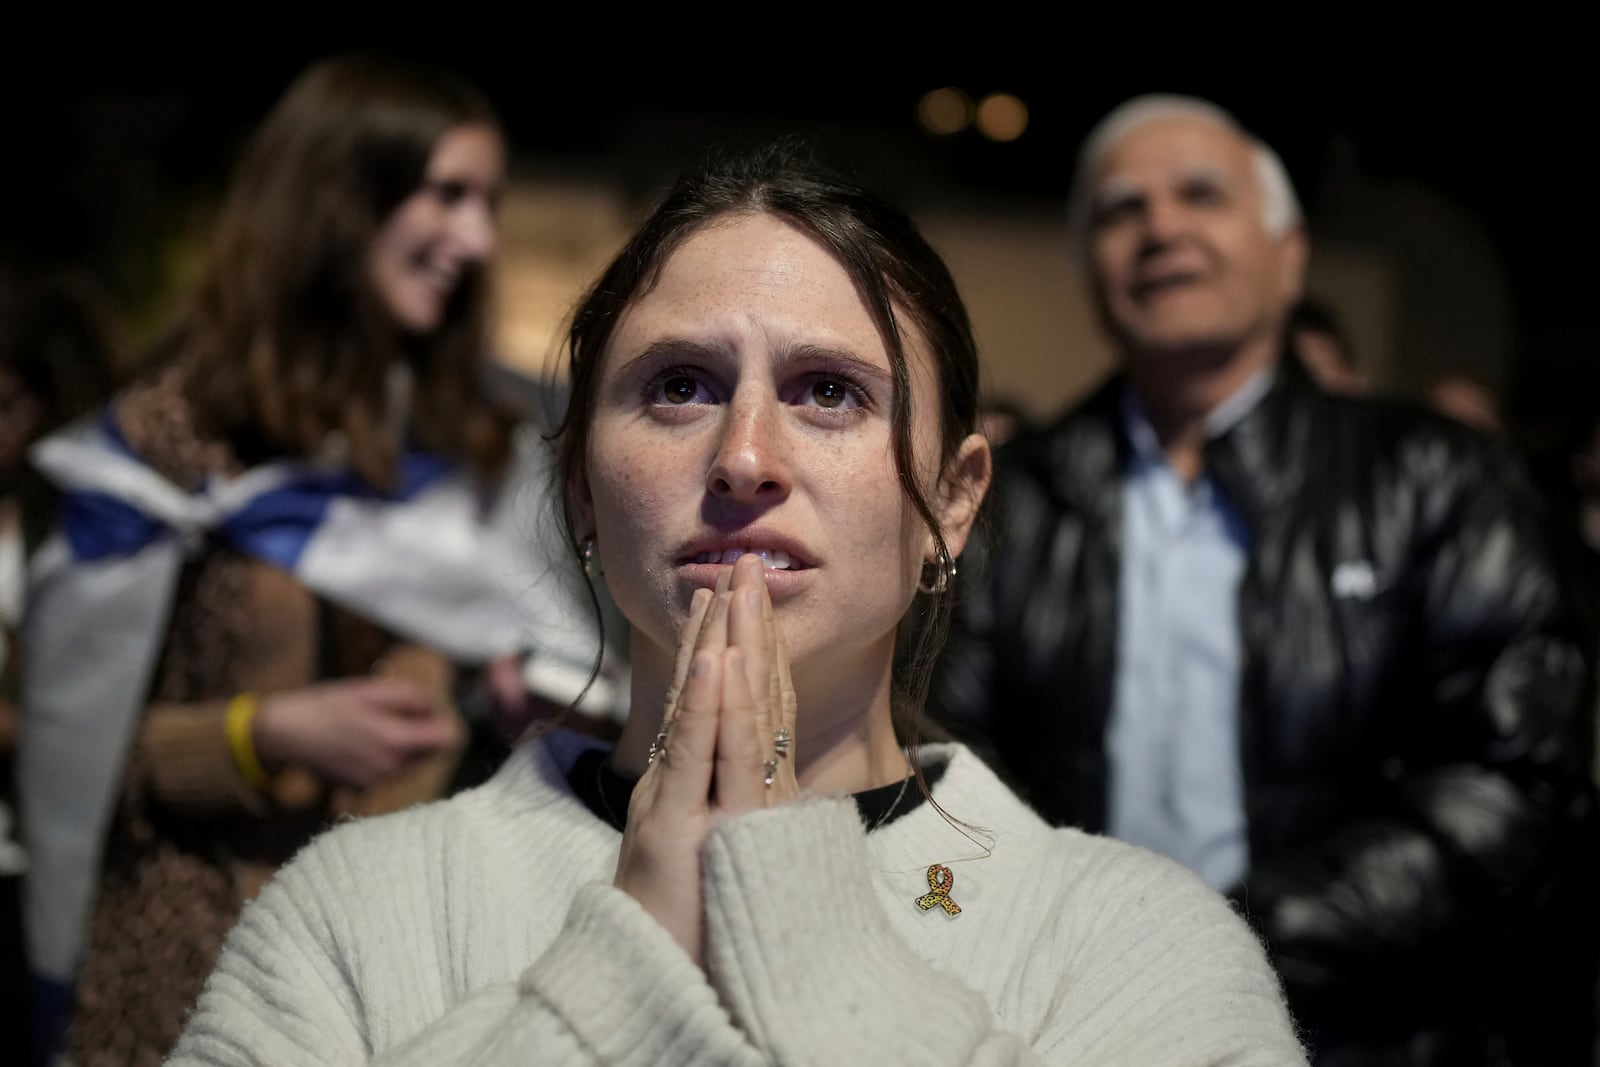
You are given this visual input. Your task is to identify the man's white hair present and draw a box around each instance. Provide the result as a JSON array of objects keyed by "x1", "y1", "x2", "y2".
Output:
[{"x1": 1065, "y1": 93, "x2": 1302, "y2": 265}]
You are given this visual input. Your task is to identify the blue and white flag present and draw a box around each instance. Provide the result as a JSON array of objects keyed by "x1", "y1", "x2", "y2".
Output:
[{"x1": 17, "y1": 409, "x2": 618, "y2": 984}]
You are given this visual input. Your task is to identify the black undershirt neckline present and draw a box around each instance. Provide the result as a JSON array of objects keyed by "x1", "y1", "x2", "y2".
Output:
[{"x1": 566, "y1": 747, "x2": 946, "y2": 833}]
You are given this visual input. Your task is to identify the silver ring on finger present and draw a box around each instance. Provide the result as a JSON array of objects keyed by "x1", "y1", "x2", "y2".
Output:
[
  {"x1": 773, "y1": 726, "x2": 792, "y2": 758},
  {"x1": 647, "y1": 725, "x2": 670, "y2": 766},
  {"x1": 763, "y1": 759, "x2": 778, "y2": 786}
]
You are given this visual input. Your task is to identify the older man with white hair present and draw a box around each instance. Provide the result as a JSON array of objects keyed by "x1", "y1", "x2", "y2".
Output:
[{"x1": 929, "y1": 94, "x2": 1600, "y2": 1065}]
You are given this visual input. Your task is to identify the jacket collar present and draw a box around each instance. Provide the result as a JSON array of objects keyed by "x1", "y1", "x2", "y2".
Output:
[
  {"x1": 1202, "y1": 347, "x2": 1320, "y2": 534},
  {"x1": 1119, "y1": 363, "x2": 1276, "y2": 468},
  {"x1": 1016, "y1": 343, "x2": 1320, "y2": 535}
]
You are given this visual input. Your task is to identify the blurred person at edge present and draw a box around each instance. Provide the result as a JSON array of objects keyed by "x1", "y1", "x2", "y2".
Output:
[
  {"x1": 1425, "y1": 370, "x2": 1506, "y2": 436},
  {"x1": 928, "y1": 93, "x2": 1600, "y2": 1066},
  {"x1": 18, "y1": 53, "x2": 609, "y2": 1067},
  {"x1": 3, "y1": 275, "x2": 125, "y2": 772},
  {"x1": 1, "y1": 273, "x2": 123, "y2": 1057},
  {"x1": 1288, "y1": 294, "x2": 1367, "y2": 396}
]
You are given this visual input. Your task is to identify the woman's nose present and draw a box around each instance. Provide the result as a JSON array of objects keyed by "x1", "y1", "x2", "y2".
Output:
[
  {"x1": 455, "y1": 200, "x2": 497, "y2": 262},
  {"x1": 706, "y1": 396, "x2": 790, "y2": 504}
]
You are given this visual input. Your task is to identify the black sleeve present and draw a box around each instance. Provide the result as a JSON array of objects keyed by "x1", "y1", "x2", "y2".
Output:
[{"x1": 1233, "y1": 431, "x2": 1600, "y2": 1051}]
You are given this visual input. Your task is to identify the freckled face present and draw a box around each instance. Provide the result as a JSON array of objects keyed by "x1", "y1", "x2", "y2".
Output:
[{"x1": 581, "y1": 213, "x2": 947, "y2": 684}]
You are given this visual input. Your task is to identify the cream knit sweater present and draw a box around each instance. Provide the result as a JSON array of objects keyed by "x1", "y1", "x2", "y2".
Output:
[{"x1": 166, "y1": 732, "x2": 1308, "y2": 1065}]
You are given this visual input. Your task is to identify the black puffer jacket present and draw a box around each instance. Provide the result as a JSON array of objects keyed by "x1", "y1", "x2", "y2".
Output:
[{"x1": 930, "y1": 355, "x2": 1600, "y2": 1064}]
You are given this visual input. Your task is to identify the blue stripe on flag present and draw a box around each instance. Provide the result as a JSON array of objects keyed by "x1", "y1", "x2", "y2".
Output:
[
  {"x1": 60, "y1": 490, "x2": 169, "y2": 560},
  {"x1": 60, "y1": 433, "x2": 457, "y2": 567}
]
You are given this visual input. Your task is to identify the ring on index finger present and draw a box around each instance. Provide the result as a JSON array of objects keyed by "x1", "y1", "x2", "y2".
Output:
[
  {"x1": 647, "y1": 724, "x2": 670, "y2": 766},
  {"x1": 773, "y1": 726, "x2": 792, "y2": 759}
]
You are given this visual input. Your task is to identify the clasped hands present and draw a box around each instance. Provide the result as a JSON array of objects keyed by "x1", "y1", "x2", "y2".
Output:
[{"x1": 613, "y1": 552, "x2": 799, "y2": 965}]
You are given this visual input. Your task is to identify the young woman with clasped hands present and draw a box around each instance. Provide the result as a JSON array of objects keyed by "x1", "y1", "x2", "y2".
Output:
[{"x1": 166, "y1": 141, "x2": 1307, "y2": 1065}]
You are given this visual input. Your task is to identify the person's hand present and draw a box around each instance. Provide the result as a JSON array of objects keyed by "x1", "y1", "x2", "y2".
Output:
[
  {"x1": 483, "y1": 651, "x2": 538, "y2": 741},
  {"x1": 252, "y1": 677, "x2": 462, "y2": 789},
  {"x1": 479, "y1": 651, "x2": 593, "y2": 742},
  {"x1": 613, "y1": 552, "x2": 798, "y2": 964}
]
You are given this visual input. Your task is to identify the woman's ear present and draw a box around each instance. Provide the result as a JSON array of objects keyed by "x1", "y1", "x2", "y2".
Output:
[{"x1": 935, "y1": 432, "x2": 992, "y2": 560}]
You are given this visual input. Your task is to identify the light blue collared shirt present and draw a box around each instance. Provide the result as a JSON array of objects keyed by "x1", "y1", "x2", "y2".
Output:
[{"x1": 1106, "y1": 368, "x2": 1273, "y2": 890}]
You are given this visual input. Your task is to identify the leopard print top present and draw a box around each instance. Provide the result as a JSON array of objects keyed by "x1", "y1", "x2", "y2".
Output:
[{"x1": 64, "y1": 367, "x2": 462, "y2": 1066}]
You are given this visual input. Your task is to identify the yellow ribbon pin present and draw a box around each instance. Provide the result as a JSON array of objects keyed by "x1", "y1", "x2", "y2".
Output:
[{"x1": 915, "y1": 863, "x2": 962, "y2": 916}]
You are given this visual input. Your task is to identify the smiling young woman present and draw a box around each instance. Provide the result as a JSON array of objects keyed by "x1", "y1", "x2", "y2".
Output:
[
  {"x1": 166, "y1": 140, "x2": 1308, "y2": 1066},
  {"x1": 16, "y1": 54, "x2": 602, "y2": 1067}
]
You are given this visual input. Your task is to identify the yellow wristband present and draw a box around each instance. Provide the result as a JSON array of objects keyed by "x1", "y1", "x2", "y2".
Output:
[{"x1": 225, "y1": 691, "x2": 271, "y2": 790}]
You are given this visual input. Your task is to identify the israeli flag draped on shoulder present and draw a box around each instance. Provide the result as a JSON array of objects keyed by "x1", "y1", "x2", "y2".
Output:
[{"x1": 17, "y1": 406, "x2": 610, "y2": 984}]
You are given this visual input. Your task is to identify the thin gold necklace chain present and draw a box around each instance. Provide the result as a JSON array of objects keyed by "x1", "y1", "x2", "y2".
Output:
[{"x1": 869, "y1": 773, "x2": 913, "y2": 834}]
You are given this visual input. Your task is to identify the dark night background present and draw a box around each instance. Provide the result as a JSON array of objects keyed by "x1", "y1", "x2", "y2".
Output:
[
  {"x1": 3, "y1": 33, "x2": 1592, "y2": 447},
  {"x1": 1, "y1": 27, "x2": 1597, "y2": 1061}
]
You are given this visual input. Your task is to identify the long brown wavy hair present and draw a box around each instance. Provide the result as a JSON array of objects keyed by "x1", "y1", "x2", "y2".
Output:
[{"x1": 167, "y1": 52, "x2": 511, "y2": 489}]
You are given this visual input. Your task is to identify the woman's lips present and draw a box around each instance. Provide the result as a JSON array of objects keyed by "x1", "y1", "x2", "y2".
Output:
[
  {"x1": 688, "y1": 547, "x2": 798, "y2": 570},
  {"x1": 677, "y1": 531, "x2": 816, "y2": 570},
  {"x1": 676, "y1": 544, "x2": 815, "y2": 597}
]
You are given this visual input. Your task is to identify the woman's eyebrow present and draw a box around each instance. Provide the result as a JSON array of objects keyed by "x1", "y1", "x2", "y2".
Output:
[
  {"x1": 614, "y1": 339, "x2": 896, "y2": 387},
  {"x1": 775, "y1": 343, "x2": 894, "y2": 385},
  {"x1": 613, "y1": 337, "x2": 725, "y2": 376}
]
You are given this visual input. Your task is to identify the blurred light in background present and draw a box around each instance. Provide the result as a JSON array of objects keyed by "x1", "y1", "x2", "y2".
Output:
[
  {"x1": 975, "y1": 92, "x2": 1028, "y2": 143},
  {"x1": 915, "y1": 87, "x2": 974, "y2": 136}
]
